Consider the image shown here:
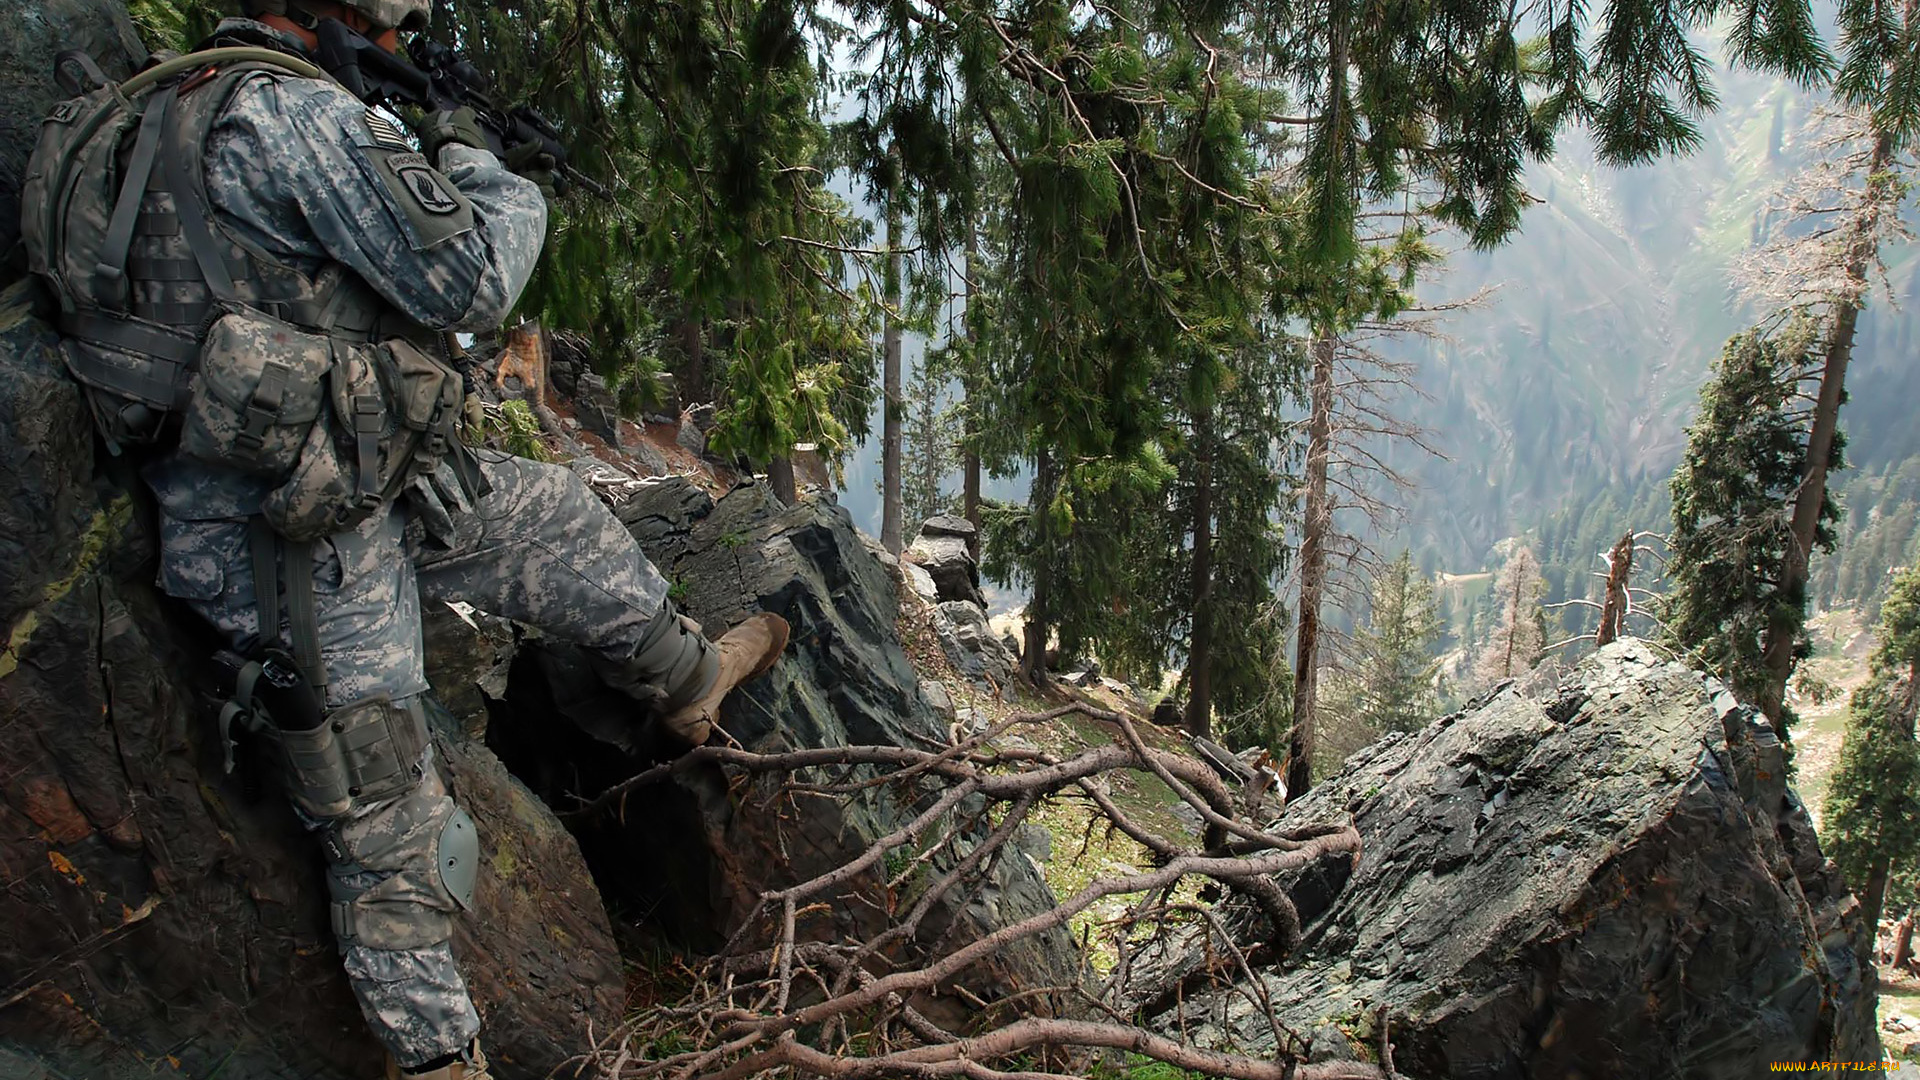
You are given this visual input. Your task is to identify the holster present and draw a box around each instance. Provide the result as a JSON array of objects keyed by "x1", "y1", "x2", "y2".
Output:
[{"x1": 217, "y1": 655, "x2": 427, "y2": 820}]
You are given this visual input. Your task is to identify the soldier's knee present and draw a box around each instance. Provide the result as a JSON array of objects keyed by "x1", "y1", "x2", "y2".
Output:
[{"x1": 322, "y1": 776, "x2": 479, "y2": 953}]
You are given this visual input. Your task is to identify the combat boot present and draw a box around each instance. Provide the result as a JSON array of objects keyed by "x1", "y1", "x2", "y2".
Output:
[
  {"x1": 386, "y1": 1042, "x2": 489, "y2": 1080},
  {"x1": 659, "y1": 613, "x2": 790, "y2": 745}
]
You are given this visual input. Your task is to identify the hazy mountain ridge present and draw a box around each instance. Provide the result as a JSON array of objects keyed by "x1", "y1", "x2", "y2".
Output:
[{"x1": 1389, "y1": 61, "x2": 1920, "y2": 621}]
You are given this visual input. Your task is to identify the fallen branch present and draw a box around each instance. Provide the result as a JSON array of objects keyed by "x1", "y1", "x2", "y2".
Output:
[{"x1": 568, "y1": 701, "x2": 1378, "y2": 1080}]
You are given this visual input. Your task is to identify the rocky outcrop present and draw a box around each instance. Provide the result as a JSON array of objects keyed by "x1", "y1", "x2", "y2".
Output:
[
  {"x1": 491, "y1": 483, "x2": 1078, "y2": 1014},
  {"x1": 1141, "y1": 642, "x2": 1878, "y2": 1074},
  {"x1": 900, "y1": 516, "x2": 1021, "y2": 688},
  {"x1": 906, "y1": 515, "x2": 986, "y2": 608},
  {"x1": 932, "y1": 600, "x2": 1020, "y2": 688}
]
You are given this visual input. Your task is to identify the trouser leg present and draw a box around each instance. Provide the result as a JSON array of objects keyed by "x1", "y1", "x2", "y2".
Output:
[
  {"x1": 410, "y1": 450, "x2": 718, "y2": 707},
  {"x1": 152, "y1": 500, "x2": 481, "y2": 1069},
  {"x1": 328, "y1": 766, "x2": 481, "y2": 1068}
]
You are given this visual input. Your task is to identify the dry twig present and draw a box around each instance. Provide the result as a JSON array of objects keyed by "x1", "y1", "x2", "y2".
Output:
[{"x1": 566, "y1": 702, "x2": 1382, "y2": 1080}]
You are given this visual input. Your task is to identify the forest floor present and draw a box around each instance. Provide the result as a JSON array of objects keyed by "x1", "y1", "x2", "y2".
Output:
[
  {"x1": 1880, "y1": 971, "x2": 1920, "y2": 1063},
  {"x1": 1793, "y1": 606, "x2": 1874, "y2": 831},
  {"x1": 894, "y1": 578, "x2": 1210, "y2": 971}
]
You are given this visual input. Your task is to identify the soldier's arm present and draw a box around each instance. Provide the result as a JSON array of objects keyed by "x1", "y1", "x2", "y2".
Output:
[{"x1": 206, "y1": 73, "x2": 547, "y2": 332}]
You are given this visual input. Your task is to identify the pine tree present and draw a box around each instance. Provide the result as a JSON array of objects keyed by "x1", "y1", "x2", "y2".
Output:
[
  {"x1": 1823, "y1": 564, "x2": 1920, "y2": 931},
  {"x1": 1343, "y1": 552, "x2": 1444, "y2": 736},
  {"x1": 422, "y1": 0, "x2": 883, "y2": 479},
  {"x1": 1474, "y1": 542, "x2": 1546, "y2": 687},
  {"x1": 1665, "y1": 317, "x2": 1839, "y2": 736},
  {"x1": 899, "y1": 355, "x2": 959, "y2": 530},
  {"x1": 1098, "y1": 339, "x2": 1299, "y2": 745}
]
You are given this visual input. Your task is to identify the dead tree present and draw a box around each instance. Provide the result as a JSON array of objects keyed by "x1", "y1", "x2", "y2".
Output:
[
  {"x1": 569, "y1": 703, "x2": 1386, "y2": 1080},
  {"x1": 1288, "y1": 298, "x2": 1478, "y2": 801},
  {"x1": 1595, "y1": 532, "x2": 1633, "y2": 647},
  {"x1": 1547, "y1": 531, "x2": 1668, "y2": 653},
  {"x1": 1732, "y1": 99, "x2": 1918, "y2": 733}
]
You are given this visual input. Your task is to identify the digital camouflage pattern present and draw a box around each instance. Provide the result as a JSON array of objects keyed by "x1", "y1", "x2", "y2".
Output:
[
  {"x1": 157, "y1": 450, "x2": 681, "y2": 1065},
  {"x1": 201, "y1": 21, "x2": 546, "y2": 333},
  {"x1": 332, "y1": 769, "x2": 479, "y2": 1064},
  {"x1": 133, "y1": 27, "x2": 681, "y2": 1069}
]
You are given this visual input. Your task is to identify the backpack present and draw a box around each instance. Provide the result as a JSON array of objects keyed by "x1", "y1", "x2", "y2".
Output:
[
  {"x1": 19, "y1": 46, "x2": 333, "y2": 451},
  {"x1": 19, "y1": 45, "x2": 470, "y2": 544}
]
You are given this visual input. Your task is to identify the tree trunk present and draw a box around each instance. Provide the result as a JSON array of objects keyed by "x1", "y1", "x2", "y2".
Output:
[
  {"x1": 1756, "y1": 127, "x2": 1896, "y2": 740},
  {"x1": 768, "y1": 456, "x2": 797, "y2": 505},
  {"x1": 1185, "y1": 397, "x2": 1215, "y2": 740},
  {"x1": 881, "y1": 174, "x2": 905, "y2": 555},
  {"x1": 1596, "y1": 531, "x2": 1633, "y2": 647},
  {"x1": 1287, "y1": 334, "x2": 1336, "y2": 802},
  {"x1": 675, "y1": 303, "x2": 705, "y2": 408},
  {"x1": 1860, "y1": 671, "x2": 1919, "y2": 936},
  {"x1": 963, "y1": 228, "x2": 982, "y2": 562},
  {"x1": 1895, "y1": 913, "x2": 1916, "y2": 972},
  {"x1": 1501, "y1": 559, "x2": 1521, "y2": 677},
  {"x1": 1022, "y1": 446, "x2": 1054, "y2": 682}
]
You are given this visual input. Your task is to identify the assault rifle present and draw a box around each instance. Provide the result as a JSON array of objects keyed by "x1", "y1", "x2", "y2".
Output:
[{"x1": 312, "y1": 17, "x2": 609, "y2": 198}]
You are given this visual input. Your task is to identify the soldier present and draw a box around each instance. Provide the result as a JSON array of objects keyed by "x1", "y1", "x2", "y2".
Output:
[{"x1": 22, "y1": 0, "x2": 789, "y2": 1076}]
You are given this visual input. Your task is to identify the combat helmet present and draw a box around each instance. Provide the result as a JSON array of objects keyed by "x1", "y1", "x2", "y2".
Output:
[{"x1": 244, "y1": 0, "x2": 429, "y2": 33}]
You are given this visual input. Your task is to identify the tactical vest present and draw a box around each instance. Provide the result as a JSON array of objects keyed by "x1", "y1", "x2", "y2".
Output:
[{"x1": 21, "y1": 46, "x2": 469, "y2": 544}]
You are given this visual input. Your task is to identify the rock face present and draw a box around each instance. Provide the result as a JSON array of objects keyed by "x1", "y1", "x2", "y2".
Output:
[
  {"x1": 932, "y1": 600, "x2": 1020, "y2": 688},
  {"x1": 1146, "y1": 643, "x2": 1877, "y2": 1074},
  {"x1": 491, "y1": 482, "x2": 1076, "y2": 1015},
  {"x1": 906, "y1": 516, "x2": 986, "y2": 608}
]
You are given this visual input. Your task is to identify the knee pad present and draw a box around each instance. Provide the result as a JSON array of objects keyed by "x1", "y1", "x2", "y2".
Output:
[{"x1": 323, "y1": 779, "x2": 479, "y2": 952}]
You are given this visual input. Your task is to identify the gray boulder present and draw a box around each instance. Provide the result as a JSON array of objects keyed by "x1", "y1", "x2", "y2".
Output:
[
  {"x1": 678, "y1": 408, "x2": 710, "y2": 455},
  {"x1": 573, "y1": 372, "x2": 626, "y2": 448},
  {"x1": 932, "y1": 600, "x2": 1020, "y2": 688},
  {"x1": 907, "y1": 518, "x2": 986, "y2": 608},
  {"x1": 903, "y1": 561, "x2": 939, "y2": 605},
  {"x1": 919, "y1": 514, "x2": 977, "y2": 540},
  {"x1": 1141, "y1": 642, "x2": 1877, "y2": 1074}
]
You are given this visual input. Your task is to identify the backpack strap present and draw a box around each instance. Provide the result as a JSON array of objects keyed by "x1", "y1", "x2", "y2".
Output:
[
  {"x1": 249, "y1": 515, "x2": 328, "y2": 699},
  {"x1": 164, "y1": 82, "x2": 241, "y2": 305},
  {"x1": 93, "y1": 85, "x2": 175, "y2": 311}
]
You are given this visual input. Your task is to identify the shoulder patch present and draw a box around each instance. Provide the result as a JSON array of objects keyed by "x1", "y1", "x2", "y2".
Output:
[
  {"x1": 364, "y1": 108, "x2": 415, "y2": 151},
  {"x1": 391, "y1": 154, "x2": 463, "y2": 215},
  {"x1": 362, "y1": 146, "x2": 475, "y2": 249}
]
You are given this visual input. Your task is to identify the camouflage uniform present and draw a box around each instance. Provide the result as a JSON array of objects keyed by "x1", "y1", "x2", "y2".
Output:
[{"x1": 140, "y1": 20, "x2": 685, "y2": 1069}]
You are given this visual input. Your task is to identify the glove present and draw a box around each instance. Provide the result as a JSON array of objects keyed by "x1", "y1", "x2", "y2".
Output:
[
  {"x1": 504, "y1": 141, "x2": 559, "y2": 203},
  {"x1": 463, "y1": 392, "x2": 486, "y2": 437},
  {"x1": 415, "y1": 106, "x2": 488, "y2": 166}
]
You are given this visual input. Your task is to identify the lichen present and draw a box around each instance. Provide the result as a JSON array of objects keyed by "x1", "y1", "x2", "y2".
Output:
[{"x1": 0, "y1": 498, "x2": 131, "y2": 681}]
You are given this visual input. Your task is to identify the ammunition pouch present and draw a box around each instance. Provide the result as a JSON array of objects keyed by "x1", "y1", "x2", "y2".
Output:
[
  {"x1": 181, "y1": 307, "x2": 468, "y2": 541},
  {"x1": 226, "y1": 691, "x2": 427, "y2": 821}
]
